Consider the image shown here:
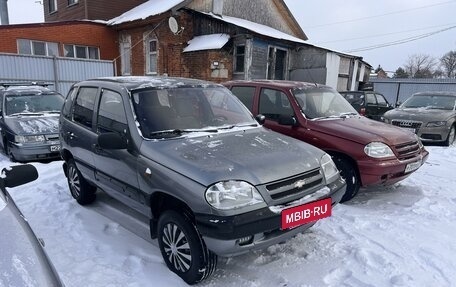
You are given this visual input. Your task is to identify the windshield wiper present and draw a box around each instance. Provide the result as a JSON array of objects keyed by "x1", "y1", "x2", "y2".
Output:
[
  {"x1": 41, "y1": 110, "x2": 61, "y2": 114},
  {"x1": 149, "y1": 128, "x2": 219, "y2": 137},
  {"x1": 339, "y1": 112, "x2": 358, "y2": 118},
  {"x1": 8, "y1": 112, "x2": 44, "y2": 117}
]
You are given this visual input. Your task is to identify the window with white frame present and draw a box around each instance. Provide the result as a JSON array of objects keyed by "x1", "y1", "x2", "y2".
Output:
[
  {"x1": 120, "y1": 41, "x2": 131, "y2": 75},
  {"x1": 68, "y1": 0, "x2": 78, "y2": 5},
  {"x1": 49, "y1": 0, "x2": 57, "y2": 13},
  {"x1": 234, "y1": 44, "x2": 245, "y2": 73},
  {"x1": 146, "y1": 39, "x2": 158, "y2": 74},
  {"x1": 17, "y1": 39, "x2": 59, "y2": 57},
  {"x1": 64, "y1": 44, "x2": 100, "y2": 60}
]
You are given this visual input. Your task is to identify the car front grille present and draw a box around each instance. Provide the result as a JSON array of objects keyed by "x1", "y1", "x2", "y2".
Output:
[
  {"x1": 391, "y1": 120, "x2": 422, "y2": 129},
  {"x1": 45, "y1": 134, "x2": 59, "y2": 141},
  {"x1": 394, "y1": 141, "x2": 421, "y2": 161},
  {"x1": 266, "y1": 168, "x2": 323, "y2": 200}
]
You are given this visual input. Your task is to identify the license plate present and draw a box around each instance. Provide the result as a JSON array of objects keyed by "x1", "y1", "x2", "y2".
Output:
[
  {"x1": 405, "y1": 160, "x2": 421, "y2": 173},
  {"x1": 50, "y1": 145, "x2": 61, "y2": 152},
  {"x1": 281, "y1": 198, "x2": 332, "y2": 230}
]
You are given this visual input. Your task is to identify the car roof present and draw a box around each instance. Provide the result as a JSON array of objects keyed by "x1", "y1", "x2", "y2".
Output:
[
  {"x1": 224, "y1": 79, "x2": 329, "y2": 90},
  {"x1": 0, "y1": 83, "x2": 57, "y2": 96},
  {"x1": 82, "y1": 76, "x2": 223, "y2": 91},
  {"x1": 412, "y1": 91, "x2": 456, "y2": 97}
]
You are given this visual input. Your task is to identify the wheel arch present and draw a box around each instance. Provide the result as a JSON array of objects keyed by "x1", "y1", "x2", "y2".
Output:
[{"x1": 325, "y1": 150, "x2": 362, "y2": 186}]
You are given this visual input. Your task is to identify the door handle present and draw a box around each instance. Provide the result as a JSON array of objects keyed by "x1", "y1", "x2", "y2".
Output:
[{"x1": 67, "y1": 132, "x2": 77, "y2": 139}]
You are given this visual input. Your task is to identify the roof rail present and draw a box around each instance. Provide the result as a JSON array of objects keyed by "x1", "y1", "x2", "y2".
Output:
[{"x1": 0, "y1": 82, "x2": 53, "y2": 88}]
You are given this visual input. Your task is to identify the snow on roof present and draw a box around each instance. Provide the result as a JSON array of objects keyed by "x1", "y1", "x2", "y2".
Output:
[
  {"x1": 202, "y1": 12, "x2": 306, "y2": 44},
  {"x1": 108, "y1": 0, "x2": 185, "y2": 25},
  {"x1": 183, "y1": 33, "x2": 230, "y2": 53}
]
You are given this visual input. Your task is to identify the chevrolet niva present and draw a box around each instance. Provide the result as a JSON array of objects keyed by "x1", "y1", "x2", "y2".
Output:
[
  {"x1": 59, "y1": 76, "x2": 346, "y2": 284},
  {"x1": 223, "y1": 80, "x2": 429, "y2": 202}
]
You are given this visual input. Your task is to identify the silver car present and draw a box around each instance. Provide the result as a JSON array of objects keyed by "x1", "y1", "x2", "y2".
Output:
[
  {"x1": 0, "y1": 164, "x2": 64, "y2": 286},
  {"x1": 383, "y1": 91, "x2": 456, "y2": 146}
]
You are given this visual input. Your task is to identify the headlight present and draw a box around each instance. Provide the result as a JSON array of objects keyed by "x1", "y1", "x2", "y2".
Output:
[
  {"x1": 383, "y1": 118, "x2": 390, "y2": 124},
  {"x1": 14, "y1": 135, "x2": 46, "y2": 143},
  {"x1": 426, "y1": 121, "x2": 446, "y2": 127},
  {"x1": 205, "y1": 181, "x2": 264, "y2": 210},
  {"x1": 364, "y1": 142, "x2": 395, "y2": 158},
  {"x1": 415, "y1": 134, "x2": 424, "y2": 149},
  {"x1": 321, "y1": 154, "x2": 339, "y2": 184}
]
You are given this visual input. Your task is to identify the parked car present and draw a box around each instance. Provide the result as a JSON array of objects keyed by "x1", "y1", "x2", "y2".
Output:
[
  {"x1": 339, "y1": 90, "x2": 393, "y2": 121},
  {"x1": 224, "y1": 80, "x2": 429, "y2": 202},
  {"x1": 0, "y1": 82, "x2": 64, "y2": 162},
  {"x1": 0, "y1": 164, "x2": 64, "y2": 286},
  {"x1": 59, "y1": 76, "x2": 346, "y2": 284},
  {"x1": 383, "y1": 91, "x2": 456, "y2": 146}
]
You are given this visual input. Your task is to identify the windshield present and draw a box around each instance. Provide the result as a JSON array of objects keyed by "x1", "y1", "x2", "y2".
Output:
[
  {"x1": 5, "y1": 93, "x2": 64, "y2": 116},
  {"x1": 401, "y1": 94, "x2": 456, "y2": 110},
  {"x1": 132, "y1": 87, "x2": 257, "y2": 138},
  {"x1": 293, "y1": 87, "x2": 358, "y2": 119}
]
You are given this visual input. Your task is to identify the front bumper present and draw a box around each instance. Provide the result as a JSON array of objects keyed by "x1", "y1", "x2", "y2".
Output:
[
  {"x1": 9, "y1": 142, "x2": 61, "y2": 162},
  {"x1": 358, "y1": 149, "x2": 429, "y2": 187},
  {"x1": 195, "y1": 178, "x2": 346, "y2": 257},
  {"x1": 417, "y1": 125, "x2": 452, "y2": 142}
]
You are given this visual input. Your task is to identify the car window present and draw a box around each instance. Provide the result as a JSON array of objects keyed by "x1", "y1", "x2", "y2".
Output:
[
  {"x1": 230, "y1": 86, "x2": 255, "y2": 112},
  {"x1": 366, "y1": 93, "x2": 376, "y2": 105},
  {"x1": 62, "y1": 87, "x2": 78, "y2": 119},
  {"x1": 72, "y1": 87, "x2": 98, "y2": 129},
  {"x1": 375, "y1": 94, "x2": 388, "y2": 106},
  {"x1": 97, "y1": 89, "x2": 128, "y2": 135},
  {"x1": 132, "y1": 87, "x2": 256, "y2": 138},
  {"x1": 259, "y1": 88, "x2": 293, "y2": 120}
]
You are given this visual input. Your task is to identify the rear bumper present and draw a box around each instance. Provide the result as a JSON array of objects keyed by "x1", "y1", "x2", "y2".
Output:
[
  {"x1": 196, "y1": 178, "x2": 346, "y2": 257},
  {"x1": 358, "y1": 149, "x2": 429, "y2": 186}
]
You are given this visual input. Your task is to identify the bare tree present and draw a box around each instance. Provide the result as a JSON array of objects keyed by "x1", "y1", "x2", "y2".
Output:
[
  {"x1": 440, "y1": 51, "x2": 456, "y2": 78},
  {"x1": 404, "y1": 54, "x2": 437, "y2": 78}
]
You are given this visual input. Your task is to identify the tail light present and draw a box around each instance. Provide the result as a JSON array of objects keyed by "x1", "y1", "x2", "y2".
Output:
[{"x1": 360, "y1": 108, "x2": 366, "y2": 116}]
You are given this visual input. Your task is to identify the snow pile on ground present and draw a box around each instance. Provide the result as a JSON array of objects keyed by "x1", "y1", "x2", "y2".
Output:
[{"x1": 2, "y1": 145, "x2": 456, "y2": 287}]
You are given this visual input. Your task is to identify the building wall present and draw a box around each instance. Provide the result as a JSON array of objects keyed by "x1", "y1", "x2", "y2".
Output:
[
  {"x1": 0, "y1": 22, "x2": 118, "y2": 60},
  {"x1": 44, "y1": 0, "x2": 147, "y2": 22},
  {"x1": 289, "y1": 46, "x2": 327, "y2": 85},
  {"x1": 187, "y1": 0, "x2": 299, "y2": 37}
]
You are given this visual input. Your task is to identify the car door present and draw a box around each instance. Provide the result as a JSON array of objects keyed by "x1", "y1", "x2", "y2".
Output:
[
  {"x1": 375, "y1": 93, "x2": 392, "y2": 120},
  {"x1": 365, "y1": 93, "x2": 378, "y2": 119},
  {"x1": 61, "y1": 86, "x2": 99, "y2": 180},
  {"x1": 92, "y1": 88, "x2": 144, "y2": 214}
]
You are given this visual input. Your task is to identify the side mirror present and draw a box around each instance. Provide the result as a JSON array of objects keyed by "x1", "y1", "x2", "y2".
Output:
[
  {"x1": 278, "y1": 115, "x2": 297, "y2": 126},
  {"x1": 98, "y1": 132, "x2": 127, "y2": 150},
  {"x1": 1, "y1": 164, "x2": 38, "y2": 188},
  {"x1": 395, "y1": 101, "x2": 402, "y2": 107},
  {"x1": 255, "y1": 114, "x2": 266, "y2": 125}
]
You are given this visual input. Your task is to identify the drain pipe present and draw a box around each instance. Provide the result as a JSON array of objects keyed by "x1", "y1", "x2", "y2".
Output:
[{"x1": 0, "y1": 0, "x2": 9, "y2": 25}]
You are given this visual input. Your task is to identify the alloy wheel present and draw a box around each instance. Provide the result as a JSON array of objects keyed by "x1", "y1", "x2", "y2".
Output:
[
  {"x1": 162, "y1": 223, "x2": 192, "y2": 272},
  {"x1": 68, "y1": 165, "x2": 81, "y2": 198}
]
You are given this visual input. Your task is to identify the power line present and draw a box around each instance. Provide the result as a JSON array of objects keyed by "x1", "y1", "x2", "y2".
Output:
[
  {"x1": 316, "y1": 22, "x2": 456, "y2": 44},
  {"x1": 304, "y1": 0, "x2": 456, "y2": 29},
  {"x1": 345, "y1": 25, "x2": 456, "y2": 53}
]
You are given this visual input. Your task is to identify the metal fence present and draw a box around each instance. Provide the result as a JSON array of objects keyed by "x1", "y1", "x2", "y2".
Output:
[
  {"x1": 370, "y1": 78, "x2": 456, "y2": 105},
  {"x1": 0, "y1": 53, "x2": 115, "y2": 96}
]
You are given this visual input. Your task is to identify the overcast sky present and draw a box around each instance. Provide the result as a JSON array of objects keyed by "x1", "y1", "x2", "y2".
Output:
[{"x1": 5, "y1": 0, "x2": 456, "y2": 73}]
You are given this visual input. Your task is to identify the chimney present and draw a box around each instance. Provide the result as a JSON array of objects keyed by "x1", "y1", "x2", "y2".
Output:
[
  {"x1": 212, "y1": 0, "x2": 223, "y2": 16},
  {"x1": 0, "y1": 0, "x2": 9, "y2": 25}
]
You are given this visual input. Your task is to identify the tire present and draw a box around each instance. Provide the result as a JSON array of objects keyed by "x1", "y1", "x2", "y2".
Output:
[
  {"x1": 444, "y1": 125, "x2": 455, "y2": 147},
  {"x1": 157, "y1": 210, "x2": 217, "y2": 284},
  {"x1": 66, "y1": 159, "x2": 96, "y2": 205},
  {"x1": 332, "y1": 156, "x2": 361, "y2": 203}
]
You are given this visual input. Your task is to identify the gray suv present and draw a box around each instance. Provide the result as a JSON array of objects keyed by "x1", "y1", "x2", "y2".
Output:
[{"x1": 59, "y1": 76, "x2": 346, "y2": 284}]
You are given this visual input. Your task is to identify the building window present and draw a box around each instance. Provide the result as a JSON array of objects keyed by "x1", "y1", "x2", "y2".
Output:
[
  {"x1": 68, "y1": 0, "x2": 78, "y2": 5},
  {"x1": 234, "y1": 45, "x2": 245, "y2": 73},
  {"x1": 146, "y1": 39, "x2": 158, "y2": 74},
  {"x1": 64, "y1": 44, "x2": 100, "y2": 59},
  {"x1": 49, "y1": 0, "x2": 57, "y2": 13},
  {"x1": 17, "y1": 39, "x2": 59, "y2": 56},
  {"x1": 120, "y1": 41, "x2": 131, "y2": 75}
]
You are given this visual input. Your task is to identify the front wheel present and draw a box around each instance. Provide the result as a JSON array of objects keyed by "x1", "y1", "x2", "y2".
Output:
[
  {"x1": 332, "y1": 156, "x2": 361, "y2": 203},
  {"x1": 157, "y1": 210, "x2": 217, "y2": 284},
  {"x1": 66, "y1": 159, "x2": 96, "y2": 205},
  {"x1": 444, "y1": 125, "x2": 455, "y2": 146}
]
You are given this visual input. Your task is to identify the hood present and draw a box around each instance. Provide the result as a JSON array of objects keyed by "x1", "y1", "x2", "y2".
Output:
[
  {"x1": 4, "y1": 116, "x2": 59, "y2": 135},
  {"x1": 384, "y1": 108, "x2": 455, "y2": 122},
  {"x1": 311, "y1": 116, "x2": 417, "y2": 145},
  {"x1": 141, "y1": 128, "x2": 325, "y2": 186}
]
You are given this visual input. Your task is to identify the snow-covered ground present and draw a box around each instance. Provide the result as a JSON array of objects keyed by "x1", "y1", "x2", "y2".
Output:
[{"x1": 3, "y1": 145, "x2": 456, "y2": 287}]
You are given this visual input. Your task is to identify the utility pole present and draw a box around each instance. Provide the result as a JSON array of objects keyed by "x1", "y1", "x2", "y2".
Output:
[{"x1": 0, "y1": 0, "x2": 9, "y2": 25}]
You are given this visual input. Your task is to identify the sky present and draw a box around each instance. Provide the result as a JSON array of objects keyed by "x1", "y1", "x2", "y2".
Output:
[
  {"x1": 3, "y1": 144, "x2": 456, "y2": 286},
  {"x1": 4, "y1": 0, "x2": 456, "y2": 73}
]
